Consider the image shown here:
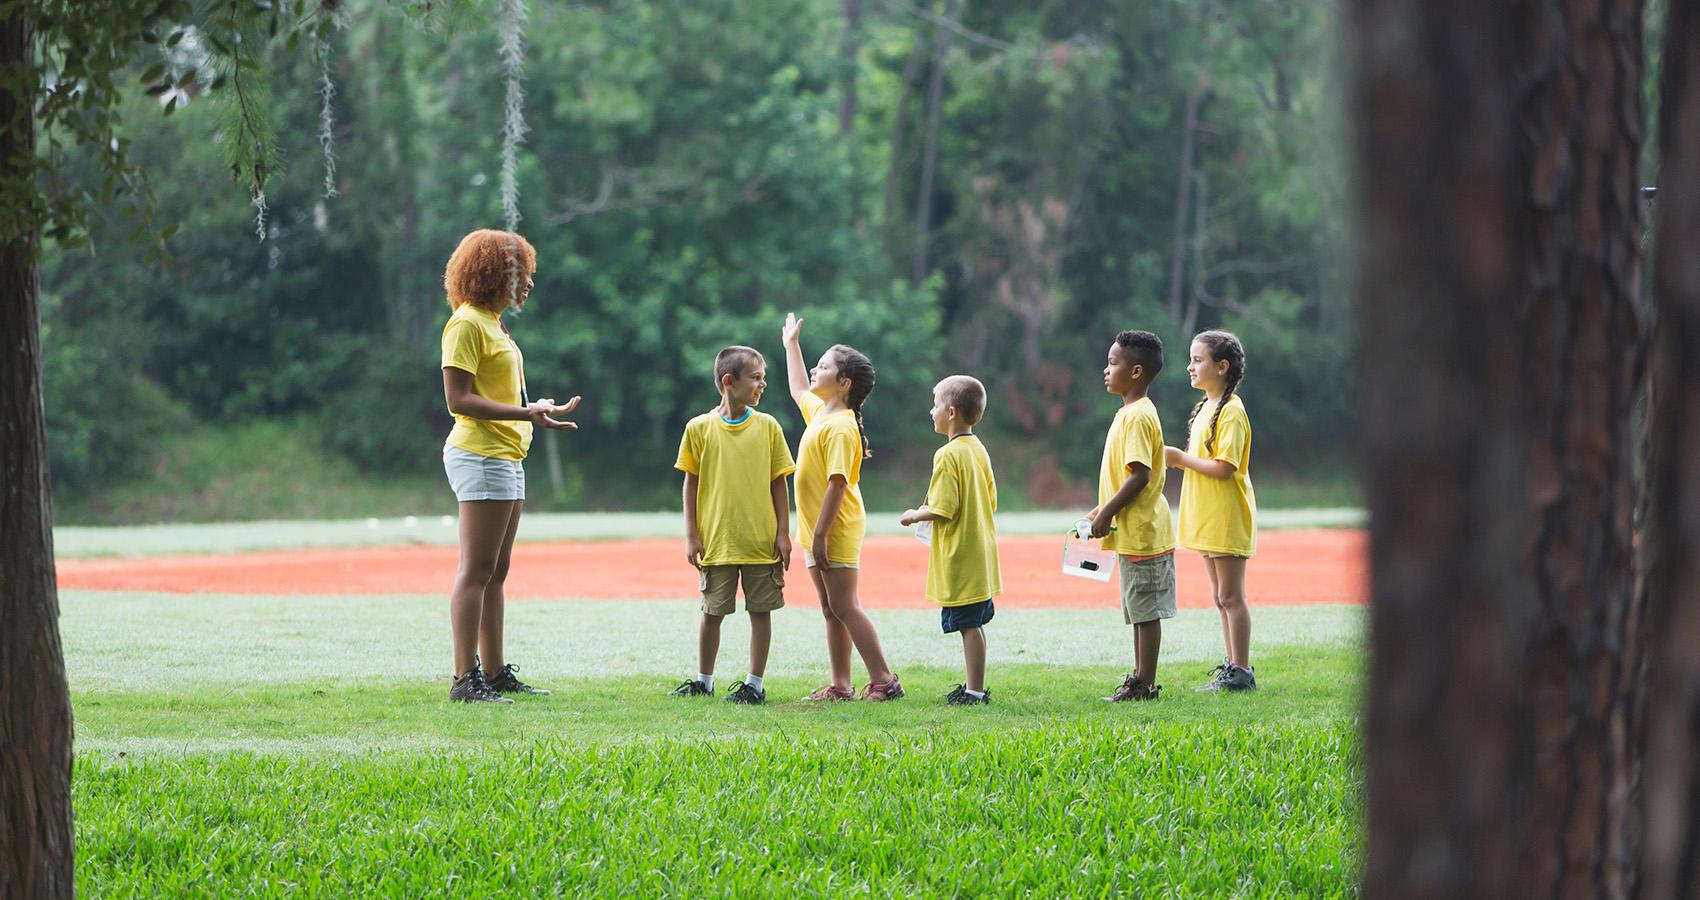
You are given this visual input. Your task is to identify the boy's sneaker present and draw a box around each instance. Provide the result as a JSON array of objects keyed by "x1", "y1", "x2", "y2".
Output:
[
  {"x1": 1201, "y1": 664, "x2": 1257, "y2": 693},
  {"x1": 668, "y1": 678, "x2": 713, "y2": 697},
  {"x1": 802, "y1": 683, "x2": 855, "y2": 702},
  {"x1": 724, "y1": 681, "x2": 766, "y2": 705},
  {"x1": 449, "y1": 668, "x2": 513, "y2": 704},
  {"x1": 486, "y1": 663, "x2": 550, "y2": 696},
  {"x1": 1102, "y1": 674, "x2": 1160, "y2": 702},
  {"x1": 944, "y1": 684, "x2": 990, "y2": 705},
  {"x1": 861, "y1": 675, "x2": 904, "y2": 702}
]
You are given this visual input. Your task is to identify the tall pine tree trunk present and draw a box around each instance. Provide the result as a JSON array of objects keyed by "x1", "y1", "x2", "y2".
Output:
[
  {"x1": 1639, "y1": 1, "x2": 1700, "y2": 893},
  {"x1": 0, "y1": 9, "x2": 75, "y2": 898},
  {"x1": 1347, "y1": 1, "x2": 1645, "y2": 895}
]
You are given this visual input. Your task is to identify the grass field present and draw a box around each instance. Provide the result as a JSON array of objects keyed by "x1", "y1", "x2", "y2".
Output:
[{"x1": 64, "y1": 517, "x2": 1366, "y2": 896}]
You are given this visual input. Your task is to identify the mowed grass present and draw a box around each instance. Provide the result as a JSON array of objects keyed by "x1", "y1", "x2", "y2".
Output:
[
  {"x1": 76, "y1": 721, "x2": 1358, "y2": 897},
  {"x1": 61, "y1": 521, "x2": 1365, "y2": 896}
]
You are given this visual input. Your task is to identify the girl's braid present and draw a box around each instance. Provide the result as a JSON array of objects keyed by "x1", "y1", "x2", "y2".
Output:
[
  {"x1": 1191, "y1": 330, "x2": 1247, "y2": 454},
  {"x1": 832, "y1": 344, "x2": 877, "y2": 460}
]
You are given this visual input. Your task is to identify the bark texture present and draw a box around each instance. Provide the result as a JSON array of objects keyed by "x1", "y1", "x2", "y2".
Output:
[
  {"x1": 1638, "y1": 1, "x2": 1700, "y2": 895},
  {"x1": 1348, "y1": 0, "x2": 1645, "y2": 896},
  {"x1": 0, "y1": 9, "x2": 75, "y2": 898}
]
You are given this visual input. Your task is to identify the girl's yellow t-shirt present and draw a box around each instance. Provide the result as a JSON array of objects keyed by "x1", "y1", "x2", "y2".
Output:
[
  {"x1": 441, "y1": 304, "x2": 533, "y2": 461},
  {"x1": 1177, "y1": 393, "x2": 1257, "y2": 556},
  {"x1": 793, "y1": 391, "x2": 867, "y2": 565}
]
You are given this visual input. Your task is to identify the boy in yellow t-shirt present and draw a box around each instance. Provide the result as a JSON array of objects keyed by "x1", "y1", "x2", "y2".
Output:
[
  {"x1": 1085, "y1": 330, "x2": 1176, "y2": 703},
  {"x1": 671, "y1": 346, "x2": 797, "y2": 705},
  {"x1": 900, "y1": 376, "x2": 1003, "y2": 706}
]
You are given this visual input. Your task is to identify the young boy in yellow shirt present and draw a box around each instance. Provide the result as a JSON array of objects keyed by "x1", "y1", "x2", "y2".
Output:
[
  {"x1": 900, "y1": 376, "x2": 1003, "y2": 705},
  {"x1": 671, "y1": 346, "x2": 797, "y2": 705},
  {"x1": 1086, "y1": 330, "x2": 1176, "y2": 702}
]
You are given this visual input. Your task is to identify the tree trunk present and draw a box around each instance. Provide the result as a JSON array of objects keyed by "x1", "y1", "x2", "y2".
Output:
[
  {"x1": 882, "y1": 17, "x2": 929, "y2": 232},
  {"x1": 0, "y1": 9, "x2": 75, "y2": 899},
  {"x1": 1638, "y1": 1, "x2": 1700, "y2": 894},
  {"x1": 1348, "y1": 1, "x2": 1645, "y2": 897},
  {"x1": 911, "y1": 0, "x2": 957, "y2": 286},
  {"x1": 1166, "y1": 87, "x2": 1201, "y2": 324},
  {"x1": 838, "y1": 0, "x2": 862, "y2": 136}
]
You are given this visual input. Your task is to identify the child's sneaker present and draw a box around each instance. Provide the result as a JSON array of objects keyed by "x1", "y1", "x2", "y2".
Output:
[
  {"x1": 668, "y1": 678, "x2": 713, "y2": 697},
  {"x1": 1102, "y1": 674, "x2": 1160, "y2": 702},
  {"x1": 802, "y1": 683, "x2": 855, "y2": 702},
  {"x1": 1202, "y1": 664, "x2": 1257, "y2": 693},
  {"x1": 724, "y1": 681, "x2": 766, "y2": 705},
  {"x1": 486, "y1": 663, "x2": 551, "y2": 696},
  {"x1": 1195, "y1": 658, "x2": 1232, "y2": 692},
  {"x1": 861, "y1": 675, "x2": 904, "y2": 702},
  {"x1": 944, "y1": 684, "x2": 990, "y2": 705},
  {"x1": 449, "y1": 668, "x2": 513, "y2": 704}
]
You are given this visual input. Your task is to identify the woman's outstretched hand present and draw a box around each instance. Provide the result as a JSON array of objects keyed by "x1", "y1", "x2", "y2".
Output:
[{"x1": 528, "y1": 396, "x2": 582, "y2": 430}]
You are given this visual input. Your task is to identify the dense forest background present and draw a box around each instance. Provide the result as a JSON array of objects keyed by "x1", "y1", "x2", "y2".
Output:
[{"x1": 42, "y1": 0, "x2": 1358, "y2": 522}]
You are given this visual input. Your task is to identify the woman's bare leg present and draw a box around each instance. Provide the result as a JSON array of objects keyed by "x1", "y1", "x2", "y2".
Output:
[
  {"x1": 451, "y1": 500, "x2": 519, "y2": 676},
  {"x1": 478, "y1": 500, "x2": 524, "y2": 676}
]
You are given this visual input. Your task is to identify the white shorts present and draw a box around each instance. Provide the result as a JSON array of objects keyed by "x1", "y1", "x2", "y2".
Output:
[
  {"x1": 802, "y1": 550, "x2": 858, "y2": 570},
  {"x1": 443, "y1": 444, "x2": 525, "y2": 502}
]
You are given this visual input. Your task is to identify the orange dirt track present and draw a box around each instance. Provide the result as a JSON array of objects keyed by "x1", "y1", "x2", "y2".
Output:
[{"x1": 57, "y1": 530, "x2": 1366, "y2": 610}]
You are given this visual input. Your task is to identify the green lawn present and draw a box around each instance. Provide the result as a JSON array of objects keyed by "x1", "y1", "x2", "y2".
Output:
[{"x1": 65, "y1": 586, "x2": 1364, "y2": 896}]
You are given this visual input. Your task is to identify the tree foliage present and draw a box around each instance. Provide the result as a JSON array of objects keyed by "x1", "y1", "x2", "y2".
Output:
[{"x1": 40, "y1": 0, "x2": 1352, "y2": 512}]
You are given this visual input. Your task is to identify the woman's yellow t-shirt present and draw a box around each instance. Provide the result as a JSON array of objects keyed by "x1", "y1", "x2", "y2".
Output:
[
  {"x1": 924, "y1": 435, "x2": 1002, "y2": 606},
  {"x1": 441, "y1": 304, "x2": 532, "y2": 461},
  {"x1": 1177, "y1": 394, "x2": 1257, "y2": 557},
  {"x1": 793, "y1": 391, "x2": 867, "y2": 565}
]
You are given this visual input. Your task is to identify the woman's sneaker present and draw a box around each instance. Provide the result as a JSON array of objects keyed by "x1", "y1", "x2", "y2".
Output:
[
  {"x1": 668, "y1": 678, "x2": 713, "y2": 697},
  {"x1": 802, "y1": 683, "x2": 855, "y2": 702},
  {"x1": 449, "y1": 668, "x2": 513, "y2": 704},
  {"x1": 1102, "y1": 674, "x2": 1160, "y2": 702},
  {"x1": 724, "y1": 681, "x2": 766, "y2": 705},
  {"x1": 944, "y1": 684, "x2": 991, "y2": 705},
  {"x1": 862, "y1": 675, "x2": 904, "y2": 702},
  {"x1": 487, "y1": 663, "x2": 550, "y2": 696}
]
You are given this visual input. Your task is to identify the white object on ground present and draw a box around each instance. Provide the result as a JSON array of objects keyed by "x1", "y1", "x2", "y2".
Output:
[{"x1": 403, "y1": 516, "x2": 418, "y2": 528}]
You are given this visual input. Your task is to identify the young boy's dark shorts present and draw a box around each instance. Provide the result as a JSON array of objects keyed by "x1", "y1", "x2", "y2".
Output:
[{"x1": 940, "y1": 598, "x2": 996, "y2": 634}]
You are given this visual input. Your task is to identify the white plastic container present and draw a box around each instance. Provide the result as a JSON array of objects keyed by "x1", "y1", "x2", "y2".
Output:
[
  {"x1": 1062, "y1": 518, "x2": 1116, "y2": 581},
  {"x1": 914, "y1": 521, "x2": 933, "y2": 545}
]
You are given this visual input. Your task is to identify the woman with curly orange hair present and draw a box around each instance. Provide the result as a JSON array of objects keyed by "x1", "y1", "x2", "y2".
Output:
[{"x1": 440, "y1": 228, "x2": 580, "y2": 703}]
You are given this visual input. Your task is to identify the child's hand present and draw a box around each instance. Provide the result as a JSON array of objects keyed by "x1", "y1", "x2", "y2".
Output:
[
  {"x1": 1089, "y1": 509, "x2": 1114, "y2": 539},
  {"x1": 528, "y1": 396, "x2": 582, "y2": 430},
  {"x1": 685, "y1": 535, "x2": 705, "y2": 569},
  {"x1": 782, "y1": 312, "x2": 803, "y2": 347},
  {"x1": 898, "y1": 507, "x2": 927, "y2": 527},
  {"x1": 810, "y1": 536, "x2": 829, "y2": 569},
  {"x1": 1164, "y1": 446, "x2": 1183, "y2": 468},
  {"x1": 774, "y1": 533, "x2": 792, "y2": 570}
]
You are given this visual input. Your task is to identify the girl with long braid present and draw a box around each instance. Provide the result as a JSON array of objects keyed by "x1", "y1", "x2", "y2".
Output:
[
  {"x1": 1165, "y1": 330, "x2": 1259, "y2": 692},
  {"x1": 781, "y1": 312, "x2": 904, "y2": 701}
]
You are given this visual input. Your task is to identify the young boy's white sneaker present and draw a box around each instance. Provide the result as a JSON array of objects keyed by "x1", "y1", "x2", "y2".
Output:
[{"x1": 668, "y1": 678, "x2": 713, "y2": 697}]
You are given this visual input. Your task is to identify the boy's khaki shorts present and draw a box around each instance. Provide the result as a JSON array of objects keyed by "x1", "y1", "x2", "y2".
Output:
[
  {"x1": 699, "y1": 564, "x2": 787, "y2": 616},
  {"x1": 1119, "y1": 554, "x2": 1177, "y2": 625}
]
